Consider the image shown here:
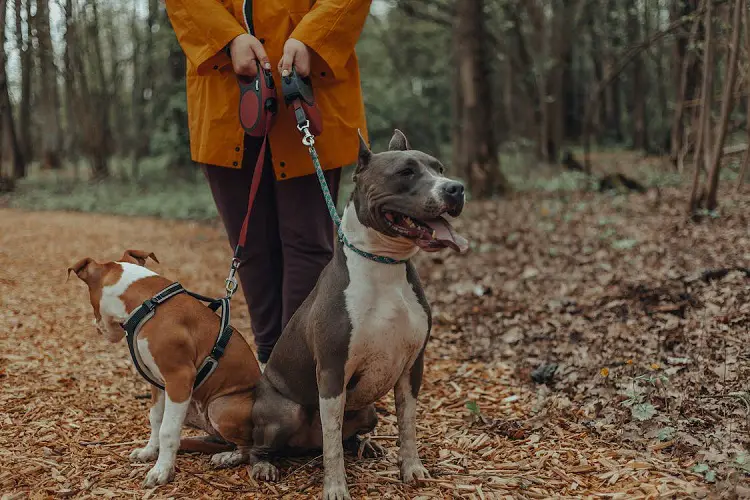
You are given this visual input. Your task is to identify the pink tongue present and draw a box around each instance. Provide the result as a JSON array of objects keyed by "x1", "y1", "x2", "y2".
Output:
[{"x1": 424, "y1": 217, "x2": 469, "y2": 253}]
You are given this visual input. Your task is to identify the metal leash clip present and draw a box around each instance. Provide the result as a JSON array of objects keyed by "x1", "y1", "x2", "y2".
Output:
[
  {"x1": 297, "y1": 120, "x2": 315, "y2": 147},
  {"x1": 224, "y1": 257, "x2": 240, "y2": 298}
]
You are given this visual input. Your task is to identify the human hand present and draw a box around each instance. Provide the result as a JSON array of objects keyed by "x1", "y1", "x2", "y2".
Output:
[
  {"x1": 229, "y1": 34, "x2": 271, "y2": 77},
  {"x1": 279, "y1": 38, "x2": 311, "y2": 77}
]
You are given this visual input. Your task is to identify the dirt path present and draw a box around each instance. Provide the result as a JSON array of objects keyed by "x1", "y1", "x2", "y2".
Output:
[{"x1": 0, "y1": 207, "x2": 724, "y2": 498}]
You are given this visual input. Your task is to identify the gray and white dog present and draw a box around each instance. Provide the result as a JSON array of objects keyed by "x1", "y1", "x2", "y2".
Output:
[{"x1": 249, "y1": 129, "x2": 468, "y2": 499}]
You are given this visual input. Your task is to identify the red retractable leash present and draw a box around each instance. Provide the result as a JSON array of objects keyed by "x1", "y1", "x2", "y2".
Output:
[{"x1": 223, "y1": 65, "x2": 323, "y2": 298}]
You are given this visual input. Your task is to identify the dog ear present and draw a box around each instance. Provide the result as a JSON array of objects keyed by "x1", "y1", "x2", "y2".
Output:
[
  {"x1": 388, "y1": 129, "x2": 410, "y2": 151},
  {"x1": 354, "y1": 129, "x2": 372, "y2": 179},
  {"x1": 67, "y1": 257, "x2": 95, "y2": 283},
  {"x1": 120, "y1": 249, "x2": 160, "y2": 266}
]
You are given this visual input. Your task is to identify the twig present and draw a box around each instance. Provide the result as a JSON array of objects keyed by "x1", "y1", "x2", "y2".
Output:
[{"x1": 79, "y1": 439, "x2": 147, "y2": 447}]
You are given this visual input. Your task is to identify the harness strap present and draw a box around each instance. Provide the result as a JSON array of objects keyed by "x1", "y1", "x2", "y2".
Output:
[{"x1": 121, "y1": 283, "x2": 235, "y2": 392}]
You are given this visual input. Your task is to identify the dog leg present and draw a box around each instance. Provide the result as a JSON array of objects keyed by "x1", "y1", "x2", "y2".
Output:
[
  {"x1": 342, "y1": 405, "x2": 384, "y2": 459},
  {"x1": 207, "y1": 392, "x2": 255, "y2": 469},
  {"x1": 318, "y1": 369, "x2": 349, "y2": 500},
  {"x1": 394, "y1": 356, "x2": 430, "y2": 484},
  {"x1": 250, "y1": 381, "x2": 307, "y2": 482},
  {"x1": 143, "y1": 387, "x2": 191, "y2": 487},
  {"x1": 130, "y1": 389, "x2": 164, "y2": 462}
]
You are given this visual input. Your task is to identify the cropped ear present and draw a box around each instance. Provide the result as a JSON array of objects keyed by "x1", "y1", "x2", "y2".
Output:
[
  {"x1": 354, "y1": 129, "x2": 372, "y2": 179},
  {"x1": 120, "y1": 249, "x2": 159, "y2": 266},
  {"x1": 388, "y1": 129, "x2": 410, "y2": 151},
  {"x1": 67, "y1": 257, "x2": 95, "y2": 284}
]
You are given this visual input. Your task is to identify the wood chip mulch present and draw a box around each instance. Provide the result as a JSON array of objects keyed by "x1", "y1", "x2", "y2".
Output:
[{"x1": 0, "y1": 207, "x2": 722, "y2": 499}]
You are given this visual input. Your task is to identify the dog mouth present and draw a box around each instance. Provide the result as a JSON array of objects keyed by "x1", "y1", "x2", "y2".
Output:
[{"x1": 383, "y1": 211, "x2": 469, "y2": 253}]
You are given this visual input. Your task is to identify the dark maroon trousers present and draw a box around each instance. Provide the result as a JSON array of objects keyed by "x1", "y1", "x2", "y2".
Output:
[{"x1": 202, "y1": 134, "x2": 340, "y2": 363}]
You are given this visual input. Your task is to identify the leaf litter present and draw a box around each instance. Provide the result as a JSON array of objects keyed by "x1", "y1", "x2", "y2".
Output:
[{"x1": 1, "y1": 185, "x2": 748, "y2": 498}]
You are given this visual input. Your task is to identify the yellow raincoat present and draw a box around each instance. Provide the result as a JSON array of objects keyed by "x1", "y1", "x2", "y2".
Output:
[{"x1": 164, "y1": 0, "x2": 371, "y2": 180}]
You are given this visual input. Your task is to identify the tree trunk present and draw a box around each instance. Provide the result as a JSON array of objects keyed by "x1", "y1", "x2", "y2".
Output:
[
  {"x1": 704, "y1": 0, "x2": 743, "y2": 210},
  {"x1": 689, "y1": 0, "x2": 714, "y2": 213},
  {"x1": 36, "y1": 0, "x2": 62, "y2": 169},
  {"x1": 167, "y1": 30, "x2": 192, "y2": 174},
  {"x1": 131, "y1": 0, "x2": 157, "y2": 179},
  {"x1": 671, "y1": 0, "x2": 704, "y2": 168},
  {"x1": 453, "y1": 0, "x2": 507, "y2": 197},
  {"x1": 629, "y1": 0, "x2": 647, "y2": 151},
  {"x1": 736, "y1": 1, "x2": 750, "y2": 191},
  {"x1": 16, "y1": 0, "x2": 33, "y2": 164},
  {"x1": 88, "y1": 0, "x2": 111, "y2": 179},
  {"x1": 604, "y1": 0, "x2": 623, "y2": 142},
  {"x1": 1, "y1": 0, "x2": 25, "y2": 181},
  {"x1": 63, "y1": 0, "x2": 78, "y2": 166}
]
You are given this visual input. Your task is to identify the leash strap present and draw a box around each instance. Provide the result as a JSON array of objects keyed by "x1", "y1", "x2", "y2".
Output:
[
  {"x1": 237, "y1": 114, "x2": 271, "y2": 250},
  {"x1": 121, "y1": 283, "x2": 235, "y2": 391},
  {"x1": 296, "y1": 121, "x2": 408, "y2": 265}
]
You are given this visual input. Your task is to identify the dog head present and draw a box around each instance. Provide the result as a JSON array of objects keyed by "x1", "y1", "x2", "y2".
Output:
[
  {"x1": 351, "y1": 129, "x2": 468, "y2": 253},
  {"x1": 67, "y1": 249, "x2": 159, "y2": 342}
]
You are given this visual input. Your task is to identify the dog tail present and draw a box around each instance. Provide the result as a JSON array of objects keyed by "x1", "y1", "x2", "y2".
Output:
[{"x1": 179, "y1": 435, "x2": 236, "y2": 454}]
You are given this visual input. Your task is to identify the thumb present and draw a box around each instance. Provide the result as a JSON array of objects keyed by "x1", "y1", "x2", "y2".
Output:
[{"x1": 279, "y1": 43, "x2": 295, "y2": 77}]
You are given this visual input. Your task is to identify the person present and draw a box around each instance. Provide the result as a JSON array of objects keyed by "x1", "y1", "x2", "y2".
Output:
[{"x1": 164, "y1": 0, "x2": 372, "y2": 368}]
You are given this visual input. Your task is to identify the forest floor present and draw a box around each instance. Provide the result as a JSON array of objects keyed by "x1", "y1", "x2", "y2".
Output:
[{"x1": 1, "y1": 178, "x2": 749, "y2": 498}]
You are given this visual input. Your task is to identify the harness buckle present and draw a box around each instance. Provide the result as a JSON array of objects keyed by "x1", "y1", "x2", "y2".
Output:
[{"x1": 141, "y1": 298, "x2": 156, "y2": 312}]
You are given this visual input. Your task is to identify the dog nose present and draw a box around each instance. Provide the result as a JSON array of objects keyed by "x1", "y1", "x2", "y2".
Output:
[{"x1": 441, "y1": 181, "x2": 465, "y2": 201}]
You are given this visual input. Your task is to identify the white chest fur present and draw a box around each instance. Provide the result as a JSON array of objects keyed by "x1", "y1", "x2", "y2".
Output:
[{"x1": 342, "y1": 248, "x2": 429, "y2": 409}]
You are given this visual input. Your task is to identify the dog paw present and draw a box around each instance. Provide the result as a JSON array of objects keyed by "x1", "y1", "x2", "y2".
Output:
[
  {"x1": 129, "y1": 446, "x2": 158, "y2": 462},
  {"x1": 143, "y1": 462, "x2": 175, "y2": 487},
  {"x1": 400, "y1": 458, "x2": 430, "y2": 484},
  {"x1": 211, "y1": 450, "x2": 249, "y2": 469},
  {"x1": 345, "y1": 436, "x2": 385, "y2": 459},
  {"x1": 322, "y1": 479, "x2": 351, "y2": 500},
  {"x1": 251, "y1": 461, "x2": 279, "y2": 482}
]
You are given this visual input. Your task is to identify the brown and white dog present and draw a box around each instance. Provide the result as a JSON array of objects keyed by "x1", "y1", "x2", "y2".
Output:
[{"x1": 67, "y1": 250, "x2": 261, "y2": 487}]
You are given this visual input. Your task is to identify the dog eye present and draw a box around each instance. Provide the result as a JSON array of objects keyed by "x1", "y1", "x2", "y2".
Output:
[{"x1": 398, "y1": 168, "x2": 415, "y2": 177}]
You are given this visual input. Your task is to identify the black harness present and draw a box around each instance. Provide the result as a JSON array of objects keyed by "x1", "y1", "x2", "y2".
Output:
[{"x1": 120, "y1": 282, "x2": 235, "y2": 391}]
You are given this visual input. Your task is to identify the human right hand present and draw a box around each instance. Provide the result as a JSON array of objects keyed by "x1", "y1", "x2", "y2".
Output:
[{"x1": 229, "y1": 34, "x2": 271, "y2": 77}]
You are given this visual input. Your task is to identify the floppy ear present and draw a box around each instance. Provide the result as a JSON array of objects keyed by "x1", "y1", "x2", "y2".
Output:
[
  {"x1": 388, "y1": 129, "x2": 410, "y2": 151},
  {"x1": 67, "y1": 257, "x2": 95, "y2": 283},
  {"x1": 120, "y1": 249, "x2": 159, "y2": 266},
  {"x1": 354, "y1": 129, "x2": 372, "y2": 179}
]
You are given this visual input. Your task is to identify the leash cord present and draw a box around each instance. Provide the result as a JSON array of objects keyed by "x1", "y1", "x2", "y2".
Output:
[{"x1": 297, "y1": 121, "x2": 407, "y2": 265}]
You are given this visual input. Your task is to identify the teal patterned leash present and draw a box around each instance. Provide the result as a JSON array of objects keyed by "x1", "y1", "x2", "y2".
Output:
[{"x1": 297, "y1": 122, "x2": 407, "y2": 265}]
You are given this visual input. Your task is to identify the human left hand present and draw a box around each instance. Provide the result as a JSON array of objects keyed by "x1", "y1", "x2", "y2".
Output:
[{"x1": 279, "y1": 38, "x2": 311, "y2": 77}]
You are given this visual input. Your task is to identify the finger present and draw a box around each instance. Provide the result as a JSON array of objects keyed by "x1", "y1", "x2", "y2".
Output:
[
  {"x1": 279, "y1": 44, "x2": 295, "y2": 77},
  {"x1": 295, "y1": 56, "x2": 310, "y2": 78},
  {"x1": 249, "y1": 38, "x2": 271, "y2": 71},
  {"x1": 234, "y1": 56, "x2": 258, "y2": 78}
]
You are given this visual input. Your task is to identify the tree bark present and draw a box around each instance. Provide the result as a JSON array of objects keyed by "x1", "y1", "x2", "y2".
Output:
[
  {"x1": 36, "y1": 0, "x2": 63, "y2": 169},
  {"x1": 704, "y1": 0, "x2": 743, "y2": 209},
  {"x1": 453, "y1": 0, "x2": 507, "y2": 197},
  {"x1": 15, "y1": 0, "x2": 33, "y2": 163},
  {"x1": 671, "y1": 0, "x2": 704, "y2": 169},
  {"x1": 688, "y1": 0, "x2": 715, "y2": 212},
  {"x1": 131, "y1": 0, "x2": 157, "y2": 179},
  {"x1": 629, "y1": 0, "x2": 647, "y2": 151},
  {"x1": 88, "y1": 0, "x2": 112, "y2": 179},
  {"x1": 63, "y1": 0, "x2": 78, "y2": 165},
  {"x1": 0, "y1": 0, "x2": 25, "y2": 181},
  {"x1": 736, "y1": 1, "x2": 750, "y2": 191}
]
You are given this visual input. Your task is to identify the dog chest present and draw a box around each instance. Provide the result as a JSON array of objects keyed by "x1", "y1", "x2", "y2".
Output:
[{"x1": 342, "y1": 253, "x2": 428, "y2": 407}]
